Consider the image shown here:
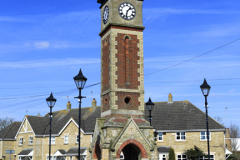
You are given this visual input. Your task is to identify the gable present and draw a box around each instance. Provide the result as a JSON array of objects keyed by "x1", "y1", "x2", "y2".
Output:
[
  {"x1": 111, "y1": 118, "x2": 153, "y2": 150},
  {"x1": 15, "y1": 117, "x2": 35, "y2": 138},
  {"x1": 19, "y1": 118, "x2": 33, "y2": 133}
]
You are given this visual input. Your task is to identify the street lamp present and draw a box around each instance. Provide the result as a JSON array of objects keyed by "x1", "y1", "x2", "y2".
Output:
[
  {"x1": 46, "y1": 92, "x2": 57, "y2": 160},
  {"x1": 73, "y1": 69, "x2": 87, "y2": 160},
  {"x1": 146, "y1": 98, "x2": 154, "y2": 126},
  {"x1": 200, "y1": 78, "x2": 211, "y2": 160}
]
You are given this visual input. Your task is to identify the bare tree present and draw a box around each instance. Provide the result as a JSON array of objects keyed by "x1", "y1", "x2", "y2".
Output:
[
  {"x1": 214, "y1": 116, "x2": 224, "y2": 126},
  {"x1": 230, "y1": 123, "x2": 240, "y2": 138},
  {"x1": 229, "y1": 123, "x2": 240, "y2": 159},
  {"x1": 0, "y1": 117, "x2": 15, "y2": 130}
]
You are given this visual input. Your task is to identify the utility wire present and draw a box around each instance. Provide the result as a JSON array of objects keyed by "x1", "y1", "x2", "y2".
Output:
[
  {"x1": 145, "y1": 37, "x2": 240, "y2": 76},
  {"x1": 1, "y1": 37, "x2": 240, "y2": 101},
  {"x1": 145, "y1": 78, "x2": 240, "y2": 84},
  {"x1": 0, "y1": 82, "x2": 100, "y2": 101}
]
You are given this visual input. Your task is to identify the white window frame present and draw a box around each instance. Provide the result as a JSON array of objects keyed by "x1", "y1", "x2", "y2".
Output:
[
  {"x1": 76, "y1": 135, "x2": 79, "y2": 143},
  {"x1": 51, "y1": 137, "x2": 55, "y2": 144},
  {"x1": 29, "y1": 136, "x2": 33, "y2": 145},
  {"x1": 199, "y1": 154, "x2": 214, "y2": 160},
  {"x1": 176, "y1": 132, "x2": 186, "y2": 141},
  {"x1": 159, "y1": 154, "x2": 167, "y2": 160},
  {"x1": 158, "y1": 132, "x2": 163, "y2": 141},
  {"x1": 64, "y1": 135, "x2": 68, "y2": 144},
  {"x1": 177, "y1": 154, "x2": 187, "y2": 160},
  {"x1": 200, "y1": 131, "x2": 211, "y2": 141},
  {"x1": 19, "y1": 137, "x2": 23, "y2": 145},
  {"x1": 47, "y1": 156, "x2": 56, "y2": 160},
  {"x1": 120, "y1": 152, "x2": 124, "y2": 160}
]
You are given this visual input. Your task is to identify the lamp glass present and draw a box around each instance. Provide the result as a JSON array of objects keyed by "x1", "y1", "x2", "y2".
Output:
[
  {"x1": 74, "y1": 79, "x2": 87, "y2": 89},
  {"x1": 201, "y1": 88, "x2": 210, "y2": 96}
]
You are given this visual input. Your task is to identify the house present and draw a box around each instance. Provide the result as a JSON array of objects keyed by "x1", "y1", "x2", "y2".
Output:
[
  {"x1": 152, "y1": 94, "x2": 225, "y2": 160},
  {"x1": 0, "y1": 95, "x2": 226, "y2": 160}
]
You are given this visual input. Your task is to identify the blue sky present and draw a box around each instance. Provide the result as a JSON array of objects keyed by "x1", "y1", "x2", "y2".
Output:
[{"x1": 0, "y1": 0, "x2": 239, "y2": 129}]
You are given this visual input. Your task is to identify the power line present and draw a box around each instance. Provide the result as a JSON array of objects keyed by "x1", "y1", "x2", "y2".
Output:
[
  {"x1": 0, "y1": 82, "x2": 100, "y2": 101},
  {"x1": 145, "y1": 78, "x2": 240, "y2": 84},
  {"x1": 144, "y1": 37, "x2": 240, "y2": 76}
]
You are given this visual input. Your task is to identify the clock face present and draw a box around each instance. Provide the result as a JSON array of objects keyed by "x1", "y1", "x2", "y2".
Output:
[
  {"x1": 118, "y1": 2, "x2": 136, "y2": 20},
  {"x1": 103, "y1": 6, "x2": 109, "y2": 24}
]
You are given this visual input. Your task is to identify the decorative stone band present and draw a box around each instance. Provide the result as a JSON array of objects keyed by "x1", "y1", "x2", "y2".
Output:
[
  {"x1": 101, "y1": 109, "x2": 144, "y2": 117},
  {"x1": 101, "y1": 89, "x2": 144, "y2": 96},
  {"x1": 100, "y1": 24, "x2": 144, "y2": 37}
]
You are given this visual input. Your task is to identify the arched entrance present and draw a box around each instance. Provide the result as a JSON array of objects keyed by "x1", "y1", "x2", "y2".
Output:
[
  {"x1": 93, "y1": 135, "x2": 101, "y2": 160},
  {"x1": 122, "y1": 144, "x2": 141, "y2": 160},
  {"x1": 116, "y1": 139, "x2": 148, "y2": 160}
]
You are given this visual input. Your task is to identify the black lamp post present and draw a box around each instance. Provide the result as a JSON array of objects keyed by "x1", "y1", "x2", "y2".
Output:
[
  {"x1": 146, "y1": 98, "x2": 154, "y2": 126},
  {"x1": 46, "y1": 93, "x2": 57, "y2": 160},
  {"x1": 73, "y1": 69, "x2": 87, "y2": 160},
  {"x1": 200, "y1": 78, "x2": 211, "y2": 160}
]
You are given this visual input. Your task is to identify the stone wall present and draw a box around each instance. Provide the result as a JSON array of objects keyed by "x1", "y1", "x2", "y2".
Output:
[{"x1": 156, "y1": 131, "x2": 225, "y2": 160}]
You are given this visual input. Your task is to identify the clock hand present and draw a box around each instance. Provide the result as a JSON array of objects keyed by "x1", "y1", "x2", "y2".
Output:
[{"x1": 126, "y1": 7, "x2": 132, "y2": 18}]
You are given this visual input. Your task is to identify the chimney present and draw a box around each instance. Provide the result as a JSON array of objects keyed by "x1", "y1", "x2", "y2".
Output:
[
  {"x1": 67, "y1": 101, "x2": 71, "y2": 109},
  {"x1": 92, "y1": 98, "x2": 97, "y2": 108},
  {"x1": 168, "y1": 93, "x2": 173, "y2": 103}
]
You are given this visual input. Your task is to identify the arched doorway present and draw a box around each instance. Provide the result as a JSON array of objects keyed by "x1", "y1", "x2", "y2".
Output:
[
  {"x1": 116, "y1": 139, "x2": 148, "y2": 160},
  {"x1": 122, "y1": 144, "x2": 142, "y2": 160},
  {"x1": 93, "y1": 135, "x2": 101, "y2": 160}
]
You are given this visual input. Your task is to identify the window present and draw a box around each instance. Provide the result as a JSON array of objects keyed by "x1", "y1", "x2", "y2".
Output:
[
  {"x1": 19, "y1": 137, "x2": 23, "y2": 145},
  {"x1": 70, "y1": 156, "x2": 72, "y2": 160},
  {"x1": 177, "y1": 154, "x2": 187, "y2": 160},
  {"x1": 64, "y1": 135, "x2": 68, "y2": 144},
  {"x1": 176, "y1": 132, "x2": 186, "y2": 140},
  {"x1": 51, "y1": 137, "x2": 55, "y2": 144},
  {"x1": 76, "y1": 135, "x2": 79, "y2": 143},
  {"x1": 158, "y1": 132, "x2": 163, "y2": 141},
  {"x1": 47, "y1": 156, "x2": 56, "y2": 160},
  {"x1": 159, "y1": 154, "x2": 167, "y2": 160},
  {"x1": 199, "y1": 155, "x2": 214, "y2": 160},
  {"x1": 120, "y1": 152, "x2": 124, "y2": 160},
  {"x1": 29, "y1": 137, "x2": 33, "y2": 145},
  {"x1": 200, "y1": 131, "x2": 211, "y2": 140}
]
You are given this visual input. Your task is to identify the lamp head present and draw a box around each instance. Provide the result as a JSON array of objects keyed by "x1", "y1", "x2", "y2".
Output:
[
  {"x1": 73, "y1": 69, "x2": 87, "y2": 89},
  {"x1": 200, "y1": 78, "x2": 211, "y2": 97},
  {"x1": 146, "y1": 97, "x2": 154, "y2": 111},
  {"x1": 46, "y1": 92, "x2": 57, "y2": 108}
]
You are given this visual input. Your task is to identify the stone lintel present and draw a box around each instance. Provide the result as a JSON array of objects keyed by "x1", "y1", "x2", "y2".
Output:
[
  {"x1": 101, "y1": 109, "x2": 144, "y2": 117},
  {"x1": 101, "y1": 89, "x2": 144, "y2": 96},
  {"x1": 99, "y1": 23, "x2": 145, "y2": 36}
]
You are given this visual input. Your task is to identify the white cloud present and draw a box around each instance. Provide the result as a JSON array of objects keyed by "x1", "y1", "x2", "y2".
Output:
[
  {"x1": 34, "y1": 41, "x2": 50, "y2": 49},
  {"x1": 0, "y1": 58, "x2": 100, "y2": 68}
]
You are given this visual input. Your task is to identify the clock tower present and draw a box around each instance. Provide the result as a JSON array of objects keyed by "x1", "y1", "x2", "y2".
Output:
[
  {"x1": 90, "y1": 1, "x2": 158, "y2": 160},
  {"x1": 99, "y1": 0, "x2": 145, "y2": 118}
]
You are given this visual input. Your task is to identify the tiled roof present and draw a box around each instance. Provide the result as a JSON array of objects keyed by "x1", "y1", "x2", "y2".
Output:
[
  {"x1": 0, "y1": 121, "x2": 21, "y2": 139},
  {"x1": 66, "y1": 147, "x2": 87, "y2": 155},
  {"x1": 18, "y1": 149, "x2": 33, "y2": 155},
  {"x1": 0, "y1": 100, "x2": 225, "y2": 139},
  {"x1": 158, "y1": 146, "x2": 170, "y2": 153},
  {"x1": 146, "y1": 101, "x2": 225, "y2": 131}
]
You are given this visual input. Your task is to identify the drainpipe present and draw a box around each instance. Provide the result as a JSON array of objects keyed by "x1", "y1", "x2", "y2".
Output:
[
  {"x1": 42, "y1": 136, "x2": 45, "y2": 160},
  {"x1": 1, "y1": 140, "x2": 2, "y2": 159}
]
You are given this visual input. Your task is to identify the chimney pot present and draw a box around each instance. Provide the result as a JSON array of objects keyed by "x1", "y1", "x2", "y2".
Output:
[
  {"x1": 92, "y1": 98, "x2": 97, "y2": 108},
  {"x1": 67, "y1": 101, "x2": 71, "y2": 109},
  {"x1": 168, "y1": 93, "x2": 173, "y2": 103}
]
